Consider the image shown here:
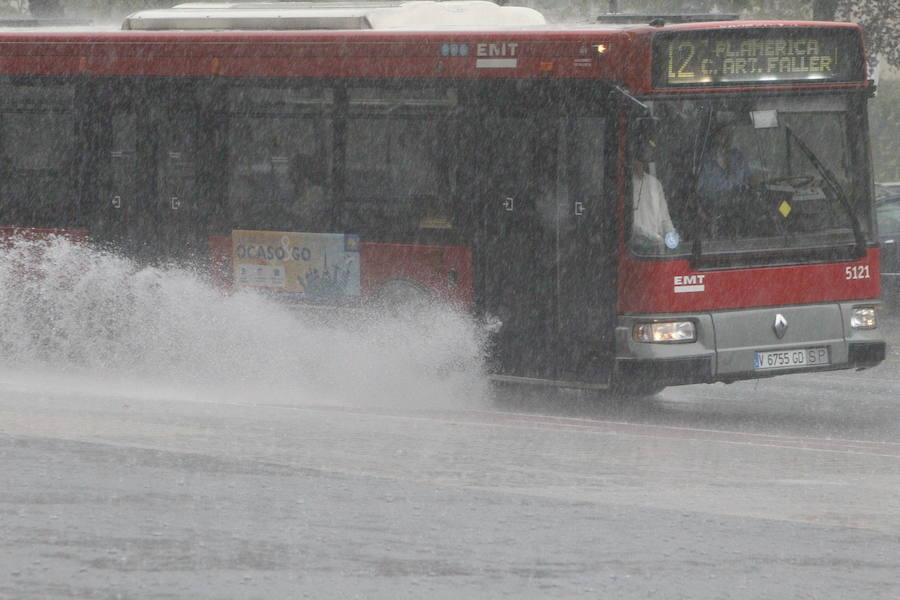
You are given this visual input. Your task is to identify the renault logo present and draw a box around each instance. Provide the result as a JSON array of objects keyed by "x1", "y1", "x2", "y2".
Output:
[{"x1": 773, "y1": 313, "x2": 788, "y2": 339}]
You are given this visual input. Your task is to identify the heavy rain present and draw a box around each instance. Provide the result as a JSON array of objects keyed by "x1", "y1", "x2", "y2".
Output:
[{"x1": 1, "y1": 1, "x2": 900, "y2": 598}]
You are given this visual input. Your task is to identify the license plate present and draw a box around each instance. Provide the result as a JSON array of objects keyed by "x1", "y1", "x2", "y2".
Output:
[{"x1": 754, "y1": 347, "x2": 829, "y2": 370}]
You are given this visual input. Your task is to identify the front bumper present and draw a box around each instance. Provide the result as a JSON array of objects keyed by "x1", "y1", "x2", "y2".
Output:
[{"x1": 614, "y1": 301, "x2": 886, "y2": 387}]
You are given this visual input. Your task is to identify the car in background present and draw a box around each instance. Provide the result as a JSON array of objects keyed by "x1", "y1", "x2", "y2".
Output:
[
  {"x1": 876, "y1": 188, "x2": 900, "y2": 306},
  {"x1": 877, "y1": 187, "x2": 900, "y2": 273},
  {"x1": 876, "y1": 182, "x2": 900, "y2": 199}
]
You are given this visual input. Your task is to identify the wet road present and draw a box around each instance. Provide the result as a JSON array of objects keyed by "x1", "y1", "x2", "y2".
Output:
[{"x1": 1, "y1": 317, "x2": 900, "y2": 598}]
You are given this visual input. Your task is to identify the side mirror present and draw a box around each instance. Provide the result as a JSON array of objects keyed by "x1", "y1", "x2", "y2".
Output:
[{"x1": 635, "y1": 116, "x2": 660, "y2": 144}]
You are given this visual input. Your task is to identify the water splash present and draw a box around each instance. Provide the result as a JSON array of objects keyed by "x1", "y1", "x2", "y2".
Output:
[{"x1": 0, "y1": 237, "x2": 489, "y2": 407}]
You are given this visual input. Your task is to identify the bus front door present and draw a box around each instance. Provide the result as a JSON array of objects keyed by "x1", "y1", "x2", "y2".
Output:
[
  {"x1": 475, "y1": 115, "x2": 558, "y2": 380},
  {"x1": 553, "y1": 116, "x2": 616, "y2": 386}
]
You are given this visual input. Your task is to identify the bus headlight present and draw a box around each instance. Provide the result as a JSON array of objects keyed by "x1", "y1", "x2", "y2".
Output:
[
  {"x1": 850, "y1": 306, "x2": 877, "y2": 330},
  {"x1": 632, "y1": 321, "x2": 696, "y2": 343}
]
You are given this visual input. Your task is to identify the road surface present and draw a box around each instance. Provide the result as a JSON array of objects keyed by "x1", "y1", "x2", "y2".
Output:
[{"x1": 1, "y1": 317, "x2": 899, "y2": 599}]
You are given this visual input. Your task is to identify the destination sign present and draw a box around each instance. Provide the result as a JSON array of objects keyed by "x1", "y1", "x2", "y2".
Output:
[{"x1": 652, "y1": 28, "x2": 865, "y2": 88}]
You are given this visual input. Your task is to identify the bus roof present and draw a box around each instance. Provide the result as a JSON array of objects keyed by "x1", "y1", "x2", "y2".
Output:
[
  {"x1": 0, "y1": 14, "x2": 868, "y2": 95},
  {"x1": 121, "y1": 1, "x2": 547, "y2": 31}
]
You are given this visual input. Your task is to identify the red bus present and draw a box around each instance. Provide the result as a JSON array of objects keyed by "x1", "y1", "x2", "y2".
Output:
[{"x1": 0, "y1": 1, "x2": 885, "y2": 394}]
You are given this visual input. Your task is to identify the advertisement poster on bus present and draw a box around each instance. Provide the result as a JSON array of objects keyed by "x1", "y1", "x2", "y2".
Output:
[{"x1": 231, "y1": 230, "x2": 360, "y2": 299}]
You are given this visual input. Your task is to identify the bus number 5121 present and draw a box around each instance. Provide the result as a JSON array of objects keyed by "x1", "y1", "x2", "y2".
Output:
[{"x1": 845, "y1": 265, "x2": 870, "y2": 280}]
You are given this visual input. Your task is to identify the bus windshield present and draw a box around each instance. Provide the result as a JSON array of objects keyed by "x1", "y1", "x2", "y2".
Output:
[{"x1": 630, "y1": 94, "x2": 873, "y2": 263}]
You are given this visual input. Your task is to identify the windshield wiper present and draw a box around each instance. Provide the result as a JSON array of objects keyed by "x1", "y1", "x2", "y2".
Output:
[{"x1": 784, "y1": 126, "x2": 867, "y2": 258}]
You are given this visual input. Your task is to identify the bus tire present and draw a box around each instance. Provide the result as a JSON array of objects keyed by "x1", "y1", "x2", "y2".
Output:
[
  {"x1": 609, "y1": 380, "x2": 666, "y2": 398},
  {"x1": 370, "y1": 279, "x2": 433, "y2": 314}
]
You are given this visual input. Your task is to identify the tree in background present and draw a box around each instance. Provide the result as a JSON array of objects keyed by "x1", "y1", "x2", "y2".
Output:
[
  {"x1": 23, "y1": 0, "x2": 170, "y2": 19},
  {"x1": 869, "y1": 80, "x2": 900, "y2": 182},
  {"x1": 87, "y1": 0, "x2": 171, "y2": 19},
  {"x1": 26, "y1": 0, "x2": 63, "y2": 17},
  {"x1": 833, "y1": 1, "x2": 900, "y2": 70}
]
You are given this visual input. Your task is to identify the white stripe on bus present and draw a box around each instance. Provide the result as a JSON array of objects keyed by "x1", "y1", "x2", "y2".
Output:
[{"x1": 475, "y1": 58, "x2": 517, "y2": 68}]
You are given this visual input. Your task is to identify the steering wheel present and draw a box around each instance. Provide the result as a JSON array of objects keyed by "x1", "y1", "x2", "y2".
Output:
[
  {"x1": 763, "y1": 175, "x2": 814, "y2": 188},
  {"x1": 732, "y1": 188, "x2": 788, "y2": 237}
]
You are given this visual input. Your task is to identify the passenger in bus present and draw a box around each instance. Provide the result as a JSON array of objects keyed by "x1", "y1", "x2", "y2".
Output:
[
  {"x1": 697, "y1": 125, "x2": 751, "y2": 198},
  {"x1": 290, "y1": 153, "x2": 329, "y2": 232},
  {"x1": 631, "y1": 141, "x2": 677, "y2": 248}
]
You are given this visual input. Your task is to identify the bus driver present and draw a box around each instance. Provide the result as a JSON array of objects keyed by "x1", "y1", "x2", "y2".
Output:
[{"x1": 697, "y1": 123, "x2": 752, "y2": 236}]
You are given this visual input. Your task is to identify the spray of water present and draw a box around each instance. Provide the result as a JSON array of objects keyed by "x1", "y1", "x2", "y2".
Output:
[{"x1": 0, "y1": 237, "x2": 490, "y2": 408}]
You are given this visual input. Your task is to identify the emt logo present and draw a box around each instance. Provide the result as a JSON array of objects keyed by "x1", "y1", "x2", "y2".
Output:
[{"x1": 674, "y1": 274, "x2": 706, "y2": 293}]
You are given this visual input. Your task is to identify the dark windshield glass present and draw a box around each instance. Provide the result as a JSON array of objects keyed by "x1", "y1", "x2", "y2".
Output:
[{"x1": 629, "y1": 95, "x2": 872, "y2": 262}]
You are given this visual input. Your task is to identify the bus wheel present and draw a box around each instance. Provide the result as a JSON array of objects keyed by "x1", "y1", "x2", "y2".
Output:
[
  {"x1": 490, "y1": 378, "x2": 558, "y2": 409},
  {"x1": 609, "y1": 380, "x2": 666, "y2": 398},
  {"x1": 370, "y1": 279, "x2": 433, "y2": 314}
]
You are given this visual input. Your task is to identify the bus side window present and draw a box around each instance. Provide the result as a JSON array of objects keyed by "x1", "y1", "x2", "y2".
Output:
[
  {"x1": 290, "y1": 152, "x2": 329, "y2": 231},
  {"x1": 344, "y1": 86, "x2": 457, "y2": 239},
  {"x1": 0, "y1": 82, "x2": 75, "y2": 229},
  {"x1": 226, "y1": 85, "x2": 333, "y2": 233}
]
